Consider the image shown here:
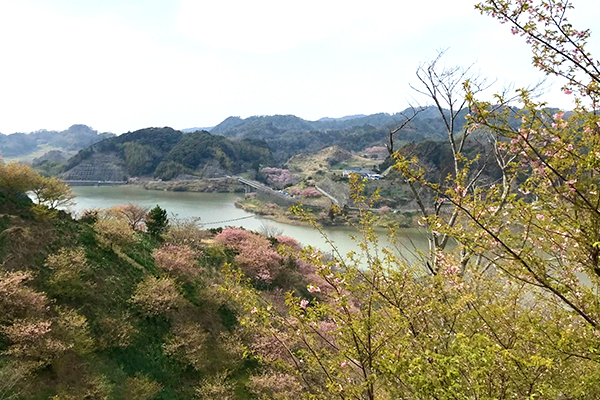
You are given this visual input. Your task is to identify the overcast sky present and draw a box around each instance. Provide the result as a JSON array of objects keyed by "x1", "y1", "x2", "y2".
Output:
[{"x1": 0, "y1": 0, "x2": 597, "y2": 134}]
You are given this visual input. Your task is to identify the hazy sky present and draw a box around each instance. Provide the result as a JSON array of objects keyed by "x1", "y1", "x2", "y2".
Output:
[{"x1": 0, "y1": 0, "x2": 597, "y2": 134}]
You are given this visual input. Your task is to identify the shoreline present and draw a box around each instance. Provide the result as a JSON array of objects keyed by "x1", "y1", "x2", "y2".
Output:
[
  {"x1": 234, "y1": 197, "x2": 415, "y2": 229},
  {"x1": 133, "y1": 177, "x2": 245, "y2": 193},
  {"x1": 126, "y1": 177, "x2": 417, "y2": 229}
]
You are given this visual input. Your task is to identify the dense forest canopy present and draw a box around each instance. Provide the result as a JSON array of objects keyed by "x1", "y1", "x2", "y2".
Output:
[{"x1": 61, "y1": 128, "x2": 274, "y2": 181}]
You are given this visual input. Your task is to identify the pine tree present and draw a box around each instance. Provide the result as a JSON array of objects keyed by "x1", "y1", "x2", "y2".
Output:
[{"x1": 146, "y1": 205, "x2": 168, "y2": 239}]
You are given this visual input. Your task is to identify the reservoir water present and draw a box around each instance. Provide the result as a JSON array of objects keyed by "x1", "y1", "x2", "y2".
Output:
[{"x1": 70, "y1": 186, "x2": 429, "y2": 262}]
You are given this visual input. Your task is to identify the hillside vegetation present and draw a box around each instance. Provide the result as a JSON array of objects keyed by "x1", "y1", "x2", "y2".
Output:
[
  {"x1": 0, "y1": 162, "x2": 320, "y2": 400},
  {"x1": 209, "y1": 108, "x2": 467, "y2": 162},
  {"x1": 62, "y1": 128, "x2": 273, "y2": 181},
  {"x1": 58, "y1": 107, "x2": 473, "y2": 182}
]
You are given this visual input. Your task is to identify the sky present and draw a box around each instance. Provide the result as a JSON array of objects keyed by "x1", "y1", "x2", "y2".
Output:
[{"x1": 0, "y1": 0, "x2": 597, "y2": 135}]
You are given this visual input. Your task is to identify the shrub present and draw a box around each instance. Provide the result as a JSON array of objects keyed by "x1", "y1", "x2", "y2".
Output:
[
  {"x1": 214, "y1": 227, "x2": 254, "y2": 248},
  {"x1": 215, "y1": 228, "x2": 282, "y2": 283},
  {"x1": 130, "y1": 276, "x2": 183, "y2": 316},
  {"x1": 246, "y1": 372, "x2": 303, "y2": 400},
  {"x1": 163, "y1": 321, "x2": 209, "y2": 370},
  {"x1": 195, "y1": 372, "x2": 235, "y2": 400},
  {"x1": 113, "y1": 204, "x2": 149, "y2": 230},
  {"x1": 301, "y1": 188, "x2": 321, "y2": 198},
  {"x1": 45, "y1": 247, "x2": 89, "y2": 296},
  {"x1": 0, "y1": 270, "x2": 48, "y2": 323},
  {"x1": 163, "y1": 217, "x2": 207, "y2": 250},
  {"x1": 152, "y1": 244, "x2": 201, "y2": 281},
  {"x1": 273, "y1": 236, "x2": 302, "y2": 252},
  {"x1": 122, "y1": 374, "x2": 162, "y2": 400},
  {"x1": 259, "y1": 167, "x2": 298, "y2": 189},
  {"x1": 94, "y1": 215, "x2": 136, "y2": 249}
]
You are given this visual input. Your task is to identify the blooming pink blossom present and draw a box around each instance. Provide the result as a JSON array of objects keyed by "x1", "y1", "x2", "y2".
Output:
[
  {"x1": 301, "y1": 188, "x2": 321, "y2": 198},
  {"x1": 307, "y1": 285, "x2": 321, "y2": 293},
  {"x1": 274, "y1": 235, "x2": 302, "y2": 251},
  {"x1": 260, "y1": 167, "x2": 299, "y2": 189},
  {"x1": 215, "y1": 227, "x2": 281, "y2": 283},
  {"x1": 378, "y1": 206, "x2": 391, "y2": 214},
  {"x1": 363, "y1": 146, "x2": 387, "y2": 155}
]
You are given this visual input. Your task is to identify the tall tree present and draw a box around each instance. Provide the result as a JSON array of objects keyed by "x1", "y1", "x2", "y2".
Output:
[{"x1": 146, "y1": 205, "x2": 169, "y2": 239}]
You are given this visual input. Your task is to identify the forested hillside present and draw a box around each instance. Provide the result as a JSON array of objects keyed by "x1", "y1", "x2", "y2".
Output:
[
  {"x1": 62, "y1": 128, "x2": 273, "y2": 181},
  {"x1": 60, "y1": 108, "x2": 469, "y2": 180},
  {"x1": 209, "y1": 108, "x2": 469, "y2": 161}
]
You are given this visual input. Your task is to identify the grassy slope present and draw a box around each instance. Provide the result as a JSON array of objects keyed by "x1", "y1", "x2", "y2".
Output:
[
  {"x1": 0, "y1": 207, "x2": 249, "y2": 399},
  {"x1": 285, "y1": 145, "x2": 384, "y2": 179}
]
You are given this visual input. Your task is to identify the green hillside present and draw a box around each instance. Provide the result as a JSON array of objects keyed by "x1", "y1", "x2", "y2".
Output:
[
  {"x1": 0, "y1": 165, "x2": 313, "y2": 399},
  {"x1": 208, "y1": 108, "x2": 468, "y2": 162},
  {"x1": 62, "y1": 128, "x2": 273, "y2": 181}
]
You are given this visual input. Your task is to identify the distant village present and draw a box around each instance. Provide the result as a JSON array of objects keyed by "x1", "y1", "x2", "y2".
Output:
[{"x1": 342, "y1": 166, "x2": 384, "y2": 180}]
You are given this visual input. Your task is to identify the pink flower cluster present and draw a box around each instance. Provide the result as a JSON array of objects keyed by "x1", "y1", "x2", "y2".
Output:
[
  {"x1": 274, "y1": 235, "x2": 302, "y2": 252},
  {"x1": 260, "y1": 167, "x2": 298, "y2": 189},
  {"x1": 153, "y1": 244, "x2": 201, "y2": 281},
  {"x1": 378, "y1": 206, "x2": 391, "y2": 214},
  {"x1": 215, "y1": 228, "x2": 282, "y2": 283},
  {"x1": 363, "y1": 146, "x2": 387, "y2": 154},
  {"x1": 301, "y1": 188, "x2": 321, "y2": 198}
]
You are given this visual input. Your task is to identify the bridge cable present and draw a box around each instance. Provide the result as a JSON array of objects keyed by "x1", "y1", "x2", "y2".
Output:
[{"x1": 202, "y1": 215, "x2": 256, "y2": 225}]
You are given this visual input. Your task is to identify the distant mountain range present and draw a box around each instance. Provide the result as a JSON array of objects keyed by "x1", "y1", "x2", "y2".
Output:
[
  {"x1": 316, "y1": 114, "x2": 367, "y2": 122},
  {"x1": 6, "y1": 106, "x2": 540, "y2": 183},
  {"x1": 1, "y1": 109, "x2": 462, "y2": 162},
  {"x1": 181, "y1": 126, "x2": 214, "y2": 133},
  {"x1": 208, "y1": 110, "x2": 456, "y2": 136},
  {"x1": 0, "y1": 124, "x2": 114, "y2": 160},
  {"x1": 53, "y1": 107, "x2": 472, "y2": 181},
  {"x1": 202, "y1": 108, "x2": 469, "y2": 161}
]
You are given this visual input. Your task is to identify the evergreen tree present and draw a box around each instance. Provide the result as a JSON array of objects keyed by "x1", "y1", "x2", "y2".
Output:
[{"x1": 146, "y1": 205, "x2": 168, "y2": 239}]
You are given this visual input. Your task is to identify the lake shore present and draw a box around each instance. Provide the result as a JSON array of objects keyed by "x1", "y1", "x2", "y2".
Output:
[
  {"x1": 69, "y1": 185, "x2": 430, "y2": 259},
  {"x1": 130, "y1": 177, "x2": 417, "y2": 229},
  {"x1": 136, "y1": 177, "x2": 245, "y2": 193},
  {"x1": 234, "y1": 196, "x2": 415, "y2": 229}
]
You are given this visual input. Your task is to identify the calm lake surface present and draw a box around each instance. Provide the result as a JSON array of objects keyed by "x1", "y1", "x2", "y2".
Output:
[{"x1": 70, "y1": 186, "x2": 429, "y2": 261}]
